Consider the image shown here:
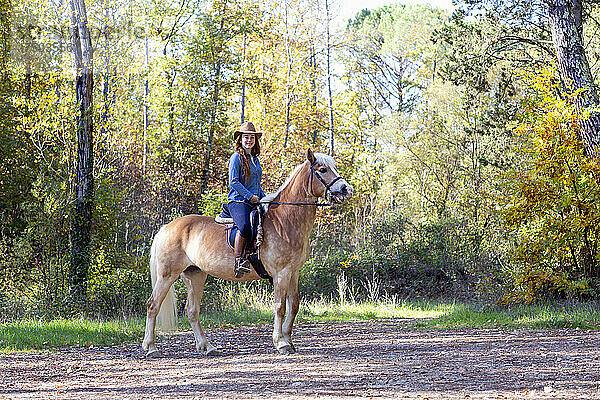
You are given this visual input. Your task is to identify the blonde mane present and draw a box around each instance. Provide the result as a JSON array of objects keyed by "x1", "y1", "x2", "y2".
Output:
[{"x1": 261, "y1": 153, "x2": 337, "y2": 203}]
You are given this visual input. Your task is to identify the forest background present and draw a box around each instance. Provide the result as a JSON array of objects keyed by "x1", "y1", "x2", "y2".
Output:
[{"x1": 2, "y1": 0, "x2": 600, "y2": 319}]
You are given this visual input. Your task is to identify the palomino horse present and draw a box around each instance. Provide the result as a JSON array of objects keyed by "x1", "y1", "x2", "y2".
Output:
[{"x1": 142, "y1": 149, "x2": 353, "y2": 357}]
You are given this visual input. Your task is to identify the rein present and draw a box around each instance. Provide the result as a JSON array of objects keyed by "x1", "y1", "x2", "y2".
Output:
[
  {"x1": 259, "y1": 161, "x2": 342, "y2": 207},
  {"x1": 261, "y1": 200, "x2": 331, "y2": 207}
]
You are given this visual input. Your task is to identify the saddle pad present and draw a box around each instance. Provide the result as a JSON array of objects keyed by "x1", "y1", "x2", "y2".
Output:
[{"x1": 215, "y1": 203, "x2": 233, "y2": 224}]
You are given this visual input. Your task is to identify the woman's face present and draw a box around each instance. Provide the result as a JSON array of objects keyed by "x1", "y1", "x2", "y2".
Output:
[{"x1": 241, "y1": 133, "x2": 255, "y2": 152}]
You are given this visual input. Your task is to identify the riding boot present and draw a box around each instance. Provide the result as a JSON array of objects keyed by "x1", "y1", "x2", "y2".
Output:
[{"x1": 234, "y1": 232, "x2": 252, "y2": 278}]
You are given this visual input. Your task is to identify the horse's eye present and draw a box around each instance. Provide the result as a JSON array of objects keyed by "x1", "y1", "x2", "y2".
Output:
[{"x1": 319, "y1": 167, "x2": 327, "y2": 173}]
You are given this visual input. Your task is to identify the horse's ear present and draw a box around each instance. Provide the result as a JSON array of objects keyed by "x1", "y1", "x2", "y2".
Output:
[{"x1": 307, "y1": 148, "x2": 316, "y2": 164}]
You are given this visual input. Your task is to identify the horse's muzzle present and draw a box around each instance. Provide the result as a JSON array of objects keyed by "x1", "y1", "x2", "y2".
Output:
[{"x1": 329, "y1": 182, "x2": 353, "y2": 204}]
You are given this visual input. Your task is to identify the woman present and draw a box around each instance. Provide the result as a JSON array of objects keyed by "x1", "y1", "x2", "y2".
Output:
[{"x1": 228, "y1": 121, "x2": 266, "y2": 277}]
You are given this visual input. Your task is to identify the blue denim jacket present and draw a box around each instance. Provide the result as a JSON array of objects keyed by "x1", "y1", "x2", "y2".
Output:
[{"x1": 228, "y1": 152, "x2": 266, "y2": 202}]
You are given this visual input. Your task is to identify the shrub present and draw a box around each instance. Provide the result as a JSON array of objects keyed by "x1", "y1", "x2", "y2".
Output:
[{"x1": 501, "y1": 67, "x2": 600, "y2": 301}]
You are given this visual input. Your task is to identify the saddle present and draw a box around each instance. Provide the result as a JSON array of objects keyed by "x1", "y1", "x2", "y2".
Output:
[{"x1": 215, "y1": 203, "x2": 271, "y2": 283}]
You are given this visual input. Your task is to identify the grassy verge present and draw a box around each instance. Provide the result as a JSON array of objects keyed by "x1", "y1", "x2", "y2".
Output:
[
  {"x1": 2, "y1": 298, "x2": 600, "y2": 351},
  {"x1": 0, "y1": 318, "x2": 144, "y2": 352},
  {"x1": 421, "y1": 300, "x2": 600, "y2": 330},
  {"x1": 179, "y1": 297, "x2": 600, "y2": 330}
]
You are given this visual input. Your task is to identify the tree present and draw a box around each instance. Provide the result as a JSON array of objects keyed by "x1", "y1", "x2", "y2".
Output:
[
  {"x1": 503, "y1": 68, "x2": 600, "y2": 300},
  {"x1": 0, "y1": 0, "x2": 35, "y2": 236},
  {"x1": 546, "y1": 0, "x2": 600, "y2": 156},
  {"x1": 345, "y1": 5, "x2": 445, "y2": 120},
  {"x1": 325, "y1": 0, "x2": 334, "y2": 155},
  {"x1": 458, "y1": 0, "x2": 600, "y2": 155},
  {"x1": 69, "y1": 0, "x2": 94, "y2": 307},
  {"x1": 200, "y1": 0, "x2": 228, "y2": 193},
  {"x1": 0, "y1": 0, "x2": 9, "y2": 77}
]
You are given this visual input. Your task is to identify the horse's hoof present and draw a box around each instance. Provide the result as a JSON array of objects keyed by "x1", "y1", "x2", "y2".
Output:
[
  {"x1": 278, "y1": 345, "x2": 294, "y2": 355},
  {"x1": 146, "y1": 349, "x2": 162, "y2": 358},
  {"x1": 205, "y1": 348, "x2": 220, "y2": 357}
]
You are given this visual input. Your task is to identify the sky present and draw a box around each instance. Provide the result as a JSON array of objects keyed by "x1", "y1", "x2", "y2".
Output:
[{"x1": 338, "y1": 0, "x2": 455, "y2": 23}]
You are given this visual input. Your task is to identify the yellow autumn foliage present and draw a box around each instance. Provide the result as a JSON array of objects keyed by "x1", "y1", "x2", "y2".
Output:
[{"x1": 502, "y1": 67, "x2": 600, "y2": 302}]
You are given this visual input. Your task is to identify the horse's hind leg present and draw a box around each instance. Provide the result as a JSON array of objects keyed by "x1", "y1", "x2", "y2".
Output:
[
  {"x1": 181, "y1": 267, "x2": 218, "y2": 356},
  {"x1": 142, "y1": 275, "x2": 178, "y2": 357}
]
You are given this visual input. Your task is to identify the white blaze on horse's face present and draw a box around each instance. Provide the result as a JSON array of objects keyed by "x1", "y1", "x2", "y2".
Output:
[{"x1": 312, "y1": 153, "x2": 354, "y2": 204}]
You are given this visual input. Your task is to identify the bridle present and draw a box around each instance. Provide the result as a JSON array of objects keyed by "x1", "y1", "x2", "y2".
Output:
[
  {"x1": 260, "y1": 161, "x2": 343, "y2": 207},
  {"x1": 309, "y1": 161, "x2": 343, "y2": 199}
]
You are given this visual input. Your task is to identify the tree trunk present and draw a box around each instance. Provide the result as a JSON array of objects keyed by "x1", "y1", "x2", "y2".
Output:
[
  {"x1": 100, "y1": 0, "x2": 109, "y2": 146},
  {"x1": 325, "y1": 0, "x2": 334, "y2": 155},
  {"x1": 311, "y1": 47, "x2": 318, "y2": 145},
  {"x1": 200, "y1": 0, "x2": 227, "y2": 193},
  {"x1": 0, "y1": 0, "x2": 8, "y2": 78},
  {"x1": 547, "y1": 0, "x2": 600, "y2": 156},
  {"x1": 24, "y1": 61, "x2": 31, "y2": 100},
  {"x1": 69, "y1": 0, "x2": 94, "y2": 308},
  {"x1": 396, "y1": 60, "x2": 403, "y2": 113},
  {"x1": 283, "y1": 0, "x2": 292, "y2": 148},
  {"x1": 240, "y1": 33, "x2": 246, "y2": 124},
  {"x1": 166, "y1": 69, "x2": 175, "y2": 138},
  {"x1": 143, "y1": 35, "x2": 149, "y2": 172},
  {"x1": 201, "y1": 58, "x2": 221, "y2": 191}
]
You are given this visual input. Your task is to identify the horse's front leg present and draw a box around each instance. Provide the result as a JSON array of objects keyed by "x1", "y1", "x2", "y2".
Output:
[
  {"x1": 272, "y1": 269, "x2": 293, "y2": 354},
  {"x1": 282, "y1": 269, "x2": 300, "y2": 354}
]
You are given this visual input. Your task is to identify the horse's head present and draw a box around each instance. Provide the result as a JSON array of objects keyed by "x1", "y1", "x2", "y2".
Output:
[{"x1": 307, "y1": 149, "x2": 354, "y2": 204}]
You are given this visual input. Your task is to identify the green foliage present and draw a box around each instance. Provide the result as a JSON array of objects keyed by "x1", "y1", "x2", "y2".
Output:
[
  {"x1": 502, "y1": 68, "x2": 600, "y2": 302},
  {"x1": 344, "y1": 4, "x2": 445, "y2": 117},
  {"x1": 0, "y1": 0, "x2": 36, "y2": 237},
  {"x1": 7, "y1": 0, "x2": 600, "y2": 323},
  {"x1": 301, "y1": 207, "x2": 496, "y2": 300},
  {"x1": 88, "y1": 265, "x2": 150, "y2": 318}
]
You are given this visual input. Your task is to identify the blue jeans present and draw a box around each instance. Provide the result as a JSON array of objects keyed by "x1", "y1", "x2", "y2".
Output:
[{"x1": 228, "y1": 201, "x2": 253, "y2": 239}]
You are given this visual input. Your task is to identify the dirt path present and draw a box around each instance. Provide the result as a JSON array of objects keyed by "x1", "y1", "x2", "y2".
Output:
[{"x1": 1, "y1": 319, "x2": 600, "y2": 399}]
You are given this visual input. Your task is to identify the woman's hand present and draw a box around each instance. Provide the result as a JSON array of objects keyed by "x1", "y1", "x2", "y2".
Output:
[{"x1": 249, "y1": 195, "x2": 259, "y2": 204}]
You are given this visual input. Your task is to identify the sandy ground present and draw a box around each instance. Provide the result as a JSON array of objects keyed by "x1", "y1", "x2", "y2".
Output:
[{"x1": 1, "y1": 319, "x2": 600, "y2": 399}]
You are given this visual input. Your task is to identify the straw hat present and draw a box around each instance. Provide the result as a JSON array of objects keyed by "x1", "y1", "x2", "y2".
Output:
[{"x1": 234, "y1": 121, "x2": 263, "y2": 140}]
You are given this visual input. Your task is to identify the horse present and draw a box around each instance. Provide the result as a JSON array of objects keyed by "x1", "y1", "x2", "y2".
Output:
[{"x1": 142, "y1": 149, "x2": 353, "y2": 357}]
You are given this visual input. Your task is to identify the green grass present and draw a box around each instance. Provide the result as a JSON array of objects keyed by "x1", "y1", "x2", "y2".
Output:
[
  {"x1": 422, "y1": 301, "x2": 600, "y2": 330},
  {"x1": 299, "y1": 299, "x2": 600, "y2": 329},
  {"x1": 298, "y1": 298, "x2": 451, "y2": 322},
  {"x1": 2, "y1": 298, "x2": 600, "y2": 351},
  {"x1": 0, "y1": 318, "x2": 145, "y2": 351},
  {"x1": 178, "y1": 298, "x2": 449, "y2": 329},
  {"x1": 178, "y1": 297, "x2": 600, "y2": 331}
]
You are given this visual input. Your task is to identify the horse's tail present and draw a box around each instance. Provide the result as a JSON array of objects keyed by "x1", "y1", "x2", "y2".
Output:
[{"x1": 149, "y1": 227, "x2": 177, "y2": 332}]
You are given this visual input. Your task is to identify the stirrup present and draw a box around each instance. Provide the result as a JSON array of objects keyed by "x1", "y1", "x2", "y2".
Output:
[{"x1": 235, "y1": 257, "x2": 252, "y2": 278}]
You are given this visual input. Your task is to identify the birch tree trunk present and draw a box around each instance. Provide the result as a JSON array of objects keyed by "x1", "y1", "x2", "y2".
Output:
[
  {"x1": 69, "y1": 0, "x2": 94, "y2": 307},
  {"x1": 283, "y1": 0, "x2": 292, "y2": 148},
  {"x1": 240, "y1": 33, "x2": 246, "y2": 124},
  {"x1": 546, "y1": 0, "x2": 600, "y2": 156},
  {"x1": 325, "y1": 0, "x2": 334, "y2": 155},
  {"x1": 311, "y1": 48, "x2": 318, "y2": 145},
  {"x1": 100, "y1": 0, "x2": 109, "y2": 144},
  {"x1": 143, "y1": 35, "x2": 149, "y2": 172},
  {"x1": 200, "y1": 0, "x2": 227, "y2": 193}
]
